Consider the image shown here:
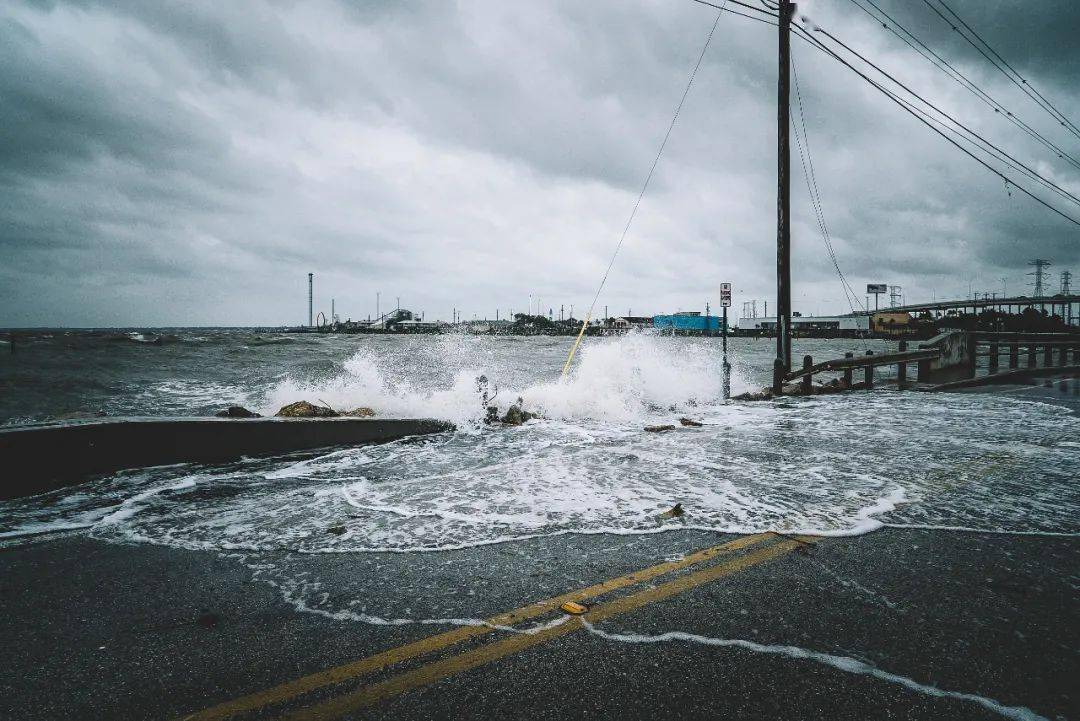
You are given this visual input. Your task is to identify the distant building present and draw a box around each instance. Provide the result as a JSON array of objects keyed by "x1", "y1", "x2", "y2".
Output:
[
  {"x1": 392, "y1": 318, "x2": 439, "y2": 333},
  {"x1": 607, "y1": 316, "x2": 653, "y2": 330},
  {"x1": 738, "y1": 315, "x2": 869, "y2": 335},
  {"x1": 870, "y1": 311, "x2": 915, "y2": 337},
  {"x1": 652, "y1": 312, "x2": 725, "y2": 334}
]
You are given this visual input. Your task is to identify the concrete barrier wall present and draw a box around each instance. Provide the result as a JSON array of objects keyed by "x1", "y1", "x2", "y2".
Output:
[
  {"x1": 917, "y1": 331, "x2": 974, "y2": 384},
  {"x1": 0, "y1": 417, "x2": 454, "y2": 500}
]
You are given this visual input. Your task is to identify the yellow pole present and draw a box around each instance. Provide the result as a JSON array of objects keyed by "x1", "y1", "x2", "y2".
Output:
[{"x1": 560, "y1": 312, "x2": 592, "y2": 379}]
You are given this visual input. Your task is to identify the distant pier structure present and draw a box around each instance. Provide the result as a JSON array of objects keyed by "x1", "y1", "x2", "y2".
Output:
[{"x1": 308, "y1": 273, "x2": 314, "y2": 327}]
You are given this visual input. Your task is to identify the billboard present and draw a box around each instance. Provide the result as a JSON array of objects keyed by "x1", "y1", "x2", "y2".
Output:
[{"x1": 866, "y1": 283, "x2": 887, "y2": 294}]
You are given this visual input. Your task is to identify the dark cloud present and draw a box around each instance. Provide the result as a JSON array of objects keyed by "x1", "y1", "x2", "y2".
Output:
[{"x1": 0, "y1": 0, "x2": 1077, "y2": 327}]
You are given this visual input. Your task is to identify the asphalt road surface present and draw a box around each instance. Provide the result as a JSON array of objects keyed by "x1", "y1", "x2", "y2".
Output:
[
  {"x1": 2, "y1": 377, "x2": 1077, "y2": 720},
  {"x1": 1, "y1": 523, "x2": 1076, "y2": 721}
]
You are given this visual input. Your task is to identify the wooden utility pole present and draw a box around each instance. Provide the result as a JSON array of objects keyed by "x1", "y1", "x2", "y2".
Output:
[{"x1": 774, "y1": 0, "x2": 794, "y2": 393}]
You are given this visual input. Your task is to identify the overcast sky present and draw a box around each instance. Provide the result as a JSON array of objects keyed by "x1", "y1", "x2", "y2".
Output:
[{"x1": 1, "y1": 0, "x2": 1077, "y2": 327}]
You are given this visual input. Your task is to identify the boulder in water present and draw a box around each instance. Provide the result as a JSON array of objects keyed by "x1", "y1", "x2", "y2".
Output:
[
  {"x1": 276, "y1": 401, "x2": 339, "y2": 418},
  {"x1": 678, "y1": 418, "x2": 703, "y2": 427},
  {"x1": 657, "y1": 503, "x2": 685, "y2": 519},
  {"x1": 501, "y1": 399, "x2": 539, "y2": 426},
  {"x1": 215, "y1": 406, "x2": 261, "y2": 418},
  {"x1": 343, "y1": 407, "x2": 377, "y2": 418},
  {"x1": 501, "y1": 405, "x2": 529, "y2": 426},
  {"x1": 644, "y1": 424, "x2": 676, "y2": 433}
]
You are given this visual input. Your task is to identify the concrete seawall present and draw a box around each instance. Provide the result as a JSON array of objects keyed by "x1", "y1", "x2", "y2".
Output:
[{"x1": 0, "y1": 417, "x2": 454, "y2": 499}]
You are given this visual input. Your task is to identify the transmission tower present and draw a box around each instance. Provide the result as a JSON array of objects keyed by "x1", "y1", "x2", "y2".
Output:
[
  {"x1": 888, "y1": 285, "x2": 903, "y2": 308},
  {"x1": 1028, "y1": 259, "x2": 1051, "y2": 297},
  {"x1": 1062, "y1": 270, "x2": 1072, "y2": 295}
]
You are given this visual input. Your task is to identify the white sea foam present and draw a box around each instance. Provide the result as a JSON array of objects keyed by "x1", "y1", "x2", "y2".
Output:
[
  {"x1": 581, "y1": 621, "x2": 1049, "y2": 721},
  {"x1": 257, "y1": 333, "x2": 752, "y2": 426},
  {"x1": 2, "y1": 335, "x2": 1077, "y2": 555}
]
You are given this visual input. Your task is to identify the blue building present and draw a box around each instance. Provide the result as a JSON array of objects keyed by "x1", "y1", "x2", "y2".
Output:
[{"x1": 652, "y1": 311, "x2": 726, "y2": 334}]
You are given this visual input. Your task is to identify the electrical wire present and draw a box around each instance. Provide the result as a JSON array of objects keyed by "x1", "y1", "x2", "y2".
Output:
[
  {"x1": 810, "y1": 25, "x2": 1080, "y2": 210},
  {"x1": 920, "y1": 0, "x2": 1080, "y2": 141},
  {"x1": 688, "y1": 0, "x2": 778, "y2": 27},
  {"x1": 560, "y1": 6, "x2": 727, "y2": 378},
  {"x1": 790, "y1": 55, "x2": 867, "y2": 317},
  {"x1": 790, "y1": 21, "x2": 1080, "y2": 228},
  {"x1": 847, "y1": 0, "x2": 1080, "y2": 172}
]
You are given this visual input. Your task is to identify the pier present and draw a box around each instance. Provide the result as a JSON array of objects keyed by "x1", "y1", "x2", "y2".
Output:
[{"x1": 779, "y1": 330, "x2": 1080, "y2": 393}]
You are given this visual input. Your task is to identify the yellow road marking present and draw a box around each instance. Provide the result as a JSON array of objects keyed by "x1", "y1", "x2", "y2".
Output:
[
  {"x1": 283, "y1": 537, "x2": 816, "y2": 721},
  {"x1": 183, "y1": 533, "x2": 773, "y2": 721}
]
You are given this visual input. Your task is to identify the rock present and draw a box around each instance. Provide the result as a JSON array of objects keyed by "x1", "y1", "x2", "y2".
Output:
[
  {"x1": 501, "y1": 403, "x2": 538, "y2": 426},
  {"x1": 732, "y1": 389, "x2": 773, "y2": 402},
  {"x1": 215, "y1": 406, "x2": 260, "y2": 418},
  {"x1": 658, "y1": 503, "x2": 685, "y2": 519},
  {"x1": 644, "y1": 424, "x2": 676, "y2": 433},
  {"x1": 275, "y1": 400, "x2": 339, "y2": 418},
  {"x1": 343, "y1": 407, "x2": 376, "y2": 418},
  {"x1": 815, "y1": 382, "x2": 846, "y2": 395},
  {"x1": 678, "y1": 418, "x2": 703, "y2": 427},
  {"x1": 484, "y1": 406, "x2": 500, "y2": 424},
  {"x1": 327, "y1": 525, "x2": 347, "y2": 535},
  {"x1": 502, "y1": 405, "x2": 526, "y2": 425}
]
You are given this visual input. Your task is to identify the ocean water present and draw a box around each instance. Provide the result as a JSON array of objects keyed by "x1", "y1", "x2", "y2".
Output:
[{"x1": 1, "y1": 329, "x2": 1078, "y2": 552}]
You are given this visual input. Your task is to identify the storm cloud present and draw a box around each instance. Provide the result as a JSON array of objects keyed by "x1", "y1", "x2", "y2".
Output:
[{"x1": 1, "y1": 0, "x2": 1077, "y2": 326}]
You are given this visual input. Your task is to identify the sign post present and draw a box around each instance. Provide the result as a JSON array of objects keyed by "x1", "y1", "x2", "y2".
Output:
[
  {"x1": 721, "y1": 283, "x2": 732, "y2": 400},
  {"x1": 867, "y1": 283, "x2": 887, "y2": 312}
]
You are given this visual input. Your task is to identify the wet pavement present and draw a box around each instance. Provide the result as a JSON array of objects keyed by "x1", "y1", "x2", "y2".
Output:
[{"x1": 1, "y1": 525, "x2": 1076, "y2": 720}]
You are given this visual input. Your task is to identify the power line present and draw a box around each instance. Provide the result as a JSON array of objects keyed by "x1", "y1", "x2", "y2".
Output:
[
  {"x1": 789, "y1": 21, "x2": 1080, "y2": 228},
  {"x1": 810, "y1": 25, "x2": 1080, "y2": 210},
  {"x1": 790, "y1": 55, "x2": 866, "y2": 315},
  {"x1": 847, "y1": 0, "x2": 1080, "y2": 172},
  {"x1": 689, "y1": 0, "x2": 778, "y2": 27},
  {"x1": 688, "y1": 0, "x2": 775, "y2": 20},
  {"x1": 920, "y1": 0, "x2": 1080, "y2": 141},
  {"x1": 561, "y1": 6, "x2": 727, "y2": 376}
]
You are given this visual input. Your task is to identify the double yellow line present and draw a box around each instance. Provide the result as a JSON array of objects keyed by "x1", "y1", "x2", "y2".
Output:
[{"x1": 184, "y1": 532, "x2": 814, "y2": 721}]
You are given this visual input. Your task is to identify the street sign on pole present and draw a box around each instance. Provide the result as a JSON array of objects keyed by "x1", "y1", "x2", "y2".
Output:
[{"x1": 721, "y1": 283, "x2": 732, "y2": 400}]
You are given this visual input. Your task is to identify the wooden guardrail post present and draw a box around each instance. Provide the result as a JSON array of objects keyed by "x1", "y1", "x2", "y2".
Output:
[
  {"x1": 987, "y1": 340, "x2": 999, "y2": 374},
  {"x1": 843, "y1": 352, "x2": 853, "y2": 388},
  {"x1": 1074, "y1": 343, "x2": 1080, "y2": 366},
  {"x1": 801, "y1": 355, "x2": 813, "y2": 394},
  {"x1": 864, "y1": 350, "x2": 874, "y2": 388},
  {"x1": 1008, "y1": 342, "x2": 1019, "y2": 369},
  {"x1": 1060, "y1": 343, "x2": 1070, "y2": 367},
  {"x1": 773, "y1": 358, "x2": 784, "y2": 395},
  {"x1": 897, "y1": 340, "x2": 907, "y2": 387},
  {"x1": 1027, "y1": 343, "x2": 1037, "y2": 368},
  {"x1": 1043, "y1": 343, "x2": 1053, "y2": 367}
]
